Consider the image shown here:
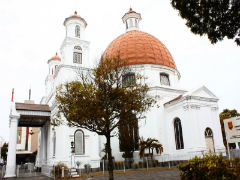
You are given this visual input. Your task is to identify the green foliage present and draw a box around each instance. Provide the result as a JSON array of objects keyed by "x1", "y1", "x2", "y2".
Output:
[
  {"x1": 56, "y1": 55, "x2": 156, "y2": 180},
  {"x1": 1, "y1": 143, "x2": 8, "y2": 161},
  {"x1": 171, "y1": 0, "x2": 240, "y2": 45},
  {"x1": 177, "y1": 154, "x2": 240, "y2": 180},
  {"x1": 84, "y1": 164, "x2": 91, "y2": 175},
  {"x1": 119, "y1": 114, "x2": 138, "y2": 159},
  {"x1": 219, "y1": 109, "x2": 240, "y2": 149},
  {"x1": 139, "y1": 137, "x2": 163, "y2": 159},
  {"x1": 131, "y1": 162, "x2": 139, "y2": 169},
  {"x1": 52, "y1": 162, "x2": 68, "y2": 178},
  {"x1": 56, "y1": 55, "x2": 155, "y2": 135},
  {"x1": 76, "y1": 161, "x2": 81, "y2": 168}
]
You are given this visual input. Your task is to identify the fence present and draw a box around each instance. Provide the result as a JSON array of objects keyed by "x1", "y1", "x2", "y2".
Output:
[
  {"x1": 229, "y1": 149, "x2": 240, "y2": 158},
  {"x1": 0, "y1": 166, "x2": 5, "y2": 179},
  {"x1": 16, "y1": 163, "x2": 42, "y2": 178},
  {"x1": 0, "y1": 149, "x2": 231, "y2": 179}
]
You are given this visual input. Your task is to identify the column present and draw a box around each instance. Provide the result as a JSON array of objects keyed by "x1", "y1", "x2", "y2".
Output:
[
  {"x1": 35, "y1": 128, "x2": 41, "y2": 168},
  {"x1": 41, "y1": 127, "x2": 47, "y2": 165},
  {"x1": 4, "y1": 114, "x2": 19, "y2": 177}
]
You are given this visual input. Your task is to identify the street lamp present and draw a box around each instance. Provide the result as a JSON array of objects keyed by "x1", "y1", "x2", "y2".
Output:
[
  {"x1": 71, "y1": 141, "x2": 75, "y2": 169},
  {"x1": 29, "y1": 129, "x2": 34, "y2": 135},
  {"x1": 71, "y1": 141, "x2": 75, "y2": 153}
]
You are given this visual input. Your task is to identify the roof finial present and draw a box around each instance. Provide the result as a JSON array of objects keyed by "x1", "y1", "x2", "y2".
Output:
[
  {"x1": 74, "y1": 11, "x2": 77, "y2": 15},
  {"x1": 11, "y1": 88, "x2": 14, "y2": 102},
  {"x1": 56, "y1": 52, "x2": 58, "y2": 56}
]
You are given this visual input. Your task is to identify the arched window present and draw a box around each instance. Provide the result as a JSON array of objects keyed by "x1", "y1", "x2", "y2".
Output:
[
  {"x1": 74, "y1": 129, "x2": 85, "y2": 155},
  {"x1": 160, "y1": 73, "x2": 170, "y2": 86},
  {"x1": 174, "y1": 118, "x2": 184, "y2": 150},
  {"x1": 75, "y1": 25, "x2": 80, "y2": 38},
  {"x1": 73, "y1": 46, "x2": 82, "y2": 64},
  {"x1": 205, "y1": 128, "x2": 213, "y2": 137},
  {"x1": 205, "y1": 127, "x2": 215, "y2": 152}
]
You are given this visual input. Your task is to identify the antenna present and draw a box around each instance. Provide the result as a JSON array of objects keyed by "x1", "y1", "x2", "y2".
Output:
[
  {"x1": 29, "y1": 85, "x2": 31, "y2": 100},
  {"x1": 11, "y1": 88, "x2": 14, "y2": 102}
]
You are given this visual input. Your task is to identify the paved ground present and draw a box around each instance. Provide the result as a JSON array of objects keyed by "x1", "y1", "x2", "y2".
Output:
[{"x1": 3, "y1": 169, "x2": 180, "y2": 180}]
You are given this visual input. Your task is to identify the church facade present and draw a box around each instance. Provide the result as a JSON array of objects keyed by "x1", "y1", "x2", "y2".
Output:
[{"x1": 36, "y1": 9, "x2": 225, "y2": 169}]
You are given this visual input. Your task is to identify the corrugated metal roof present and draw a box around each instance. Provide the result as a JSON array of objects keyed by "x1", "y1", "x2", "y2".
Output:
[{"x1": 16, "y1": 103, "x2": 51, "y2": 112}]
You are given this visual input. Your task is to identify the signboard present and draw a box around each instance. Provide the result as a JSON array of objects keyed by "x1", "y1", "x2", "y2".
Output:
[{"x1": 224, "y1": 117, "x2": 240, "y2": 144}]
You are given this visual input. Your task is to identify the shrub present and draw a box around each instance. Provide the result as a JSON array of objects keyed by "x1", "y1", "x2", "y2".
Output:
[
  {"x1": 84, "y1": 163, "x2": 91, "y2": 174},
  {"x1": 131, "y1": 163, "x2": 139, "y2": 169},
  {"x1": 177, "y1": 154, "x2": 237, "y2": 180},
  {"x1": 52, "y1": 162, "x2": 68, "y2": 178}
]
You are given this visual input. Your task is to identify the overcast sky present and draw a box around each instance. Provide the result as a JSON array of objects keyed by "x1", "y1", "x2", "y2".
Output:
[{"x1": 0, "y1": 0, "x2": 239, "y2": 141}]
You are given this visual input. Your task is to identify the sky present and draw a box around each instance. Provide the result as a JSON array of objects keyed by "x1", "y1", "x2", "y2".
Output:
[{"x1": 0, "y1": 0, "x2": 239, "y2": 141}]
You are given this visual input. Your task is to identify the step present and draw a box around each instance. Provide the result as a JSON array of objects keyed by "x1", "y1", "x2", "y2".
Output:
[
  {"x1": 70, "y1": 168, "x2": 77, "y2": 172},
  {"x1": 71, "y1": 172, "x2": 78, "y2": 175},
  {"x1": 72, "y1": 174, "x2": 80, "y2": 178}
]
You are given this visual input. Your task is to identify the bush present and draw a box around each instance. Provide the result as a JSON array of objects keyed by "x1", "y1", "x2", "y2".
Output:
[
  {"x1": 177, "y1": 154, "x2": 238, "y2": 180},
  {"x1": 84, "y1": 163, "x2": 91, "y2": 174},
  {"x1": 52, "y1": 162, "x2": 68, "y2": 178},
  {"x1": 131, "y1": 163, "x2": 139, "y2": 169}
]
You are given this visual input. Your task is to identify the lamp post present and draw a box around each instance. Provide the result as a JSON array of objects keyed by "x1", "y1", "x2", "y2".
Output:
[{"x1": 71, "y1": 141, "x2": 75, "y2": 168}]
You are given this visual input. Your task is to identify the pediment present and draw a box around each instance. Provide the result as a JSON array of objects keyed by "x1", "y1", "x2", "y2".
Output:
[{"x1": 185, "y1": 86, "x2": 218, "y2": 99}]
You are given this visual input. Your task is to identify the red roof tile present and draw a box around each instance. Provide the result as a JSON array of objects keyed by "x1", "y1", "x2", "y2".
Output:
[{"x1": 102, "y1": 30, "x2": 176, "y2": 69}]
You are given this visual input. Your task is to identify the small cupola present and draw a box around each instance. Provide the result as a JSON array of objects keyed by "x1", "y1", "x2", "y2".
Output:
[
  {"x1": 48, "y1": 52, "x2": 61, "y2": 76},
  {"x1": 63, "y1": 11, "x2": 87, "y2": 39},
  {"x1": 122, "y1": 8, "x2": 142, "y2": 31}
]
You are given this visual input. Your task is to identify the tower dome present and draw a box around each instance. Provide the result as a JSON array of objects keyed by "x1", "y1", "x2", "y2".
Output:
[
  {"x1": 103, "y1": 30, "x2": 176, "y2": 69},
  {"x1": 102, "y1": 9, "x2": 176, "y2": 69}
]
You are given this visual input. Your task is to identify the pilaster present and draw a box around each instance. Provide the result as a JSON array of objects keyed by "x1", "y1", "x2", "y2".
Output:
[{"x1": 5, "y1": 103, "x2": 20, "y2": 178}]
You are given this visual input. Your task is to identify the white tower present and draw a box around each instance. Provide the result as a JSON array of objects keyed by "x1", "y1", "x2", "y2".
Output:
[
  {"x1": 122, "y1": 8, "x2": 142, "y2": 31},
  {"x1": 60, "y1": 11, "x2": 91, "y2": 67},
  {"x1": 45, "y1": 52, "x2": 61, "y2": 96}
]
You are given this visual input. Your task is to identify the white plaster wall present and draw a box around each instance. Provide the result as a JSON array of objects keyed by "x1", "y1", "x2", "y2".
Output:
[
  {"x1": 40, "y1": 13, "x2": 226, "y2": 167},
  {"x1": 65, "y1": 20, "x2": 86, "y2": 40},
  {"x1": 131, "y1": 64, "x2": 181, "y2": 89},
  {"x1": 60, "y1": 39, "x2": 90, "y2": 67},
  {"x1": 164, "y1": 99, "x2": 225, "y2": 158}
]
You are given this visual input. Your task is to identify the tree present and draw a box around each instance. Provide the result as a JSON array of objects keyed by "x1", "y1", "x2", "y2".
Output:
[
  {"x1": 150, "y1": 142, "x2": 163, "y2": 157},
  {"x1": 139, "y1": 137, "x2": 163, "y2": 159},
  {"x1": 219, "y1": 109, "x2": 240, "y2": 149},
  {"x1": 119, "y1": 113, "x2": 139, "y2": 159},
  {"x1": 56, "y1": 55, "x2": 155, "y2": 180},
  {"x1": 171, "y1": 0, "x2": 240, "y2": 45},
  {"x1": 1, "y1": 143, "x2": 8, "y2": 161}
]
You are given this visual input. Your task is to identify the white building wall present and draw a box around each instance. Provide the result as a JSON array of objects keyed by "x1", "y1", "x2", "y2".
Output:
[{"x1": 39, "y1": 12, "x2": 226, "y2": 168}]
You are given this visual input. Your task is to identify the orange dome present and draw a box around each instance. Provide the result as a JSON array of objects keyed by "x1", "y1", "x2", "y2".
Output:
[
  {"x1": 50, "y1": 52, "x2": 61, "y2": 61},
  {"x1": 103, "y1": 30, "x2": 176, "y2": 69}
]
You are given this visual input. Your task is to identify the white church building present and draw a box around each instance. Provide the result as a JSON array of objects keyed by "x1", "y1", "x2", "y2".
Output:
[{"x1": 5, "y1": 9, "x2": 226, "y2": 176}]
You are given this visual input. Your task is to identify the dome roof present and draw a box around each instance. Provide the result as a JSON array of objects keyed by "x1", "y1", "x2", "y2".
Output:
[
  {"x1": 48, "y1": 52, "x2": 61, "y2": 63},
  {"x1": 103, "y1": 30, "x2": 176, "y2": 69}
]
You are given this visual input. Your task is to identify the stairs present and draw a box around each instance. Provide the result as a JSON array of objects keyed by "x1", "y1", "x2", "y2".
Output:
[{"x1": 70, "y1": 168, "x2": 79, "y2": 178}]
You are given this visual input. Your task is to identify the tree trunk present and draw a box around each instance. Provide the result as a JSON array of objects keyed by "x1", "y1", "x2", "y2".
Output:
[
  {"x1": 106, "y1": 134, "x2": 114, "y2": 180},
  {"x1": 151, "y1": 148, "x2": 153, "y2": 160}
]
